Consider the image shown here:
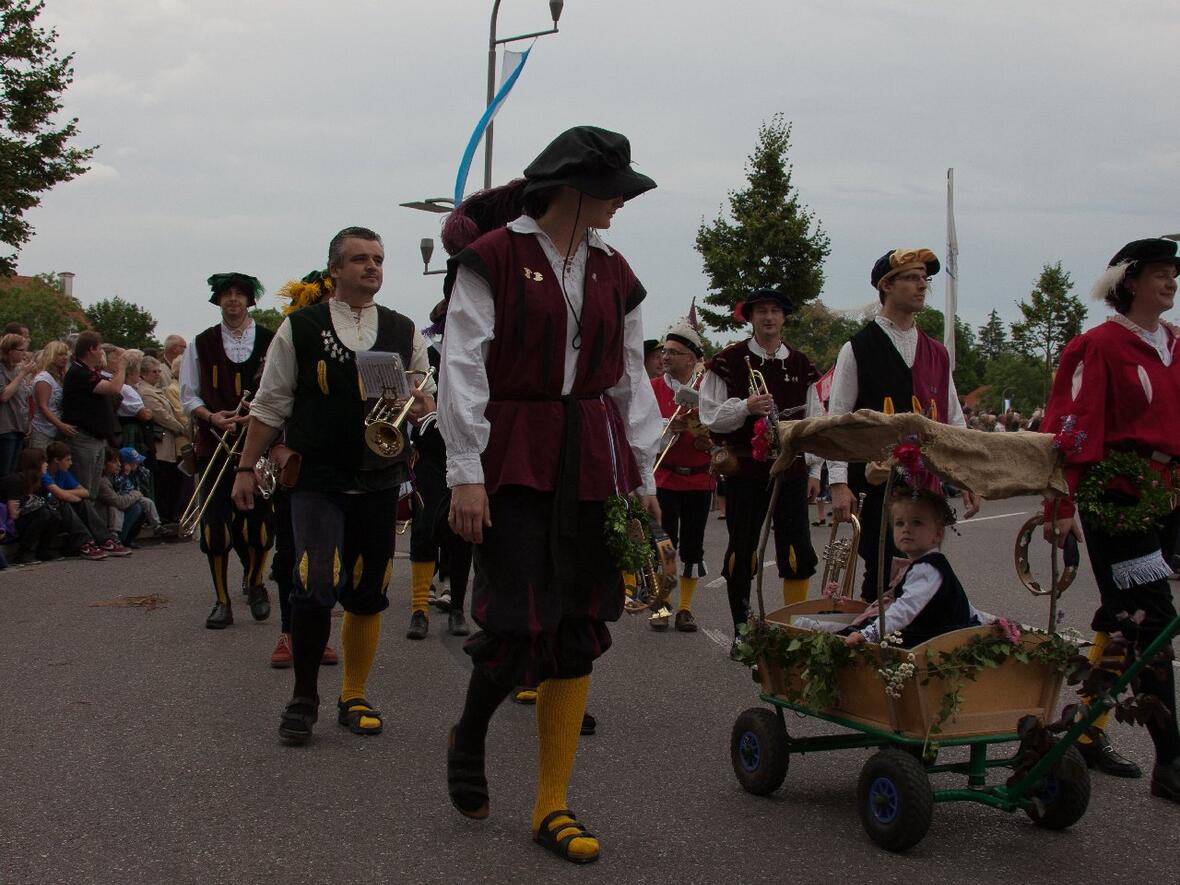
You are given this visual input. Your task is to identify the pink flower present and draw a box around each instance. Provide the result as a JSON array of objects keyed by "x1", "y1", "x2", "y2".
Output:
[
  {"x1": 822, "y1": 581, "x2": 840, "y2": 598},
  {"x1": 995, "y1": 617, "x2": 1021, "y2": 645}
]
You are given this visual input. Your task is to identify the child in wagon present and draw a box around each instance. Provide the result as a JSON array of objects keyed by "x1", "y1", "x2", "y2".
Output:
[{"x1": 798, "y1": 485, "x2": 992, "y2": 647}]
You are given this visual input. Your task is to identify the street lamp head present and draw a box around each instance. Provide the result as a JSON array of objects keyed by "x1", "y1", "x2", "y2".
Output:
[
  {"x1": 550, "y1": 0, "x2": 564, "y2": 23},
  {"x1": 420, "y1": 238, "x2": 435, "y2": 268}
]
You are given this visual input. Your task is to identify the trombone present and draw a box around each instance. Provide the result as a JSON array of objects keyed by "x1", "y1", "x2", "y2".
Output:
[
  {"x1": 364, "y1": 368, "x2": 435, "y2": 459},
  {"x1": 178, "y1": 390, "x2": 252, "y2": 538},
  {"x1": 653, "y1": 371, "x2": 702, "y2": 473}
]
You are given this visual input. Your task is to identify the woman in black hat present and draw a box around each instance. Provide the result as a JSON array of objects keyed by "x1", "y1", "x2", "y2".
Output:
[
  {"x1": 436, "y1": 126, "x2": 662, "y2": 863},
  {"x1": 1042, "y1": 237, "x2": 1180, "y2": 801}
]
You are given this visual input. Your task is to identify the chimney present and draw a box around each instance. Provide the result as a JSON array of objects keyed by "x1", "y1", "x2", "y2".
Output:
[{"x1": 59, "y1": 271, "x2": 75, "y2": 297}]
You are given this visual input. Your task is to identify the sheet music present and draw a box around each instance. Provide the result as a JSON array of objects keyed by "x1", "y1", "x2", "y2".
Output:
[{"x1": 355, "y1": 351, "x2": 408, "y2": 400}]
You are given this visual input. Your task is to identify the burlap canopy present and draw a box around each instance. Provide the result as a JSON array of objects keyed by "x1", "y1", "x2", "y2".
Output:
[{"x1": 769, "y1": 410, "x2": 1067, "y2": 500}]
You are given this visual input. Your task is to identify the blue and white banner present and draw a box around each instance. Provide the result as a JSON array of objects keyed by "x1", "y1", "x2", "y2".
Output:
[{"x1": 453, "y1": 45, "x2": 534, "y2": 207}]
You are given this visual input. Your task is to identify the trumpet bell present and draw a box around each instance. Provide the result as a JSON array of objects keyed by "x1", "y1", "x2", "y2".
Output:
[{"x1": 364, "y1": 422, "x2": 405, "y2": 458}]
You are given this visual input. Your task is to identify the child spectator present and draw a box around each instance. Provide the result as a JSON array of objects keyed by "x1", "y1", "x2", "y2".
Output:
[
  {"x1": 44, "y1": 440, "x2": 131, "y2": 557},
  {"x1": 96, "y1": 447, "x2": 162, "y2": 548},
  {"x1": 2, "y1": 447, "x2": 101, "y2": 562}
]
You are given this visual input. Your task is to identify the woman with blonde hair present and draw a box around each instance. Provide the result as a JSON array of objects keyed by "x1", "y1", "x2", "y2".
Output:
[
  {"x1": 29, "y1": 340, "x2": 76, "y2": 450},
  {"x1": 138, "y1": 355, "x2": 185, "y2": 525},
  {"x1": 0, "y1": 333, "x2": 35, "y2": 475}
]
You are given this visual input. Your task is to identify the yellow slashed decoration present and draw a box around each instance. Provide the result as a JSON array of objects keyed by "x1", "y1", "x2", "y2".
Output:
[
  {"x1": 298, "y1": 551, "x2": 310, "y2": 587},
  {"x1": 788, "y1": 544, "x2": 797, "y2": 572},
  {"x1": 316, "y1": 360, "x2": 329, "y2": 394},
  {"x1": 352, "y1": 555, "x2": 364, "y2": 588},
  {"x1": 212, "y1": 365, "x2": 219, "y2": 388},
  {"x1": 381, "y1": 559, "x2": 393, "y2": 591},
  {"x1": 882, "y1": 396, "x2": 895, "y2": 415},
  {"x1": 332, "y1": 549, "x2": 341, "y2": 587}
]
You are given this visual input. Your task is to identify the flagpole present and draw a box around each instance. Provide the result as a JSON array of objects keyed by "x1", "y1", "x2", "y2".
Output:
[{"x1": 945, "y1": 168, "x2": 958, "y2": 372}]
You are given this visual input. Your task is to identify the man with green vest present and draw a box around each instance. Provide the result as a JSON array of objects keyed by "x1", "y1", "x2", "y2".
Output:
[{"x1": 231, "y1": 226, "x2": 435, "y2": 744}]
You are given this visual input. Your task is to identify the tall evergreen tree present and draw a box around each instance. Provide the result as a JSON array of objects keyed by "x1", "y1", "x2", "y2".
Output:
[
  {"x1": 0, "y1": 1, "x2": 95, "y2": 275},
  {"x1": 695, "y1": 114, "x2": 829, "y2": 333},
  {"x1": 977, "y1": 308, "x2": 1008, "y2": 362},
  {"x1": 84, "y1": 296, "x2": 159, "y2": 349},
  {"x1": 1010, "y1": 261, "x2": 1087, "y2": 399}
]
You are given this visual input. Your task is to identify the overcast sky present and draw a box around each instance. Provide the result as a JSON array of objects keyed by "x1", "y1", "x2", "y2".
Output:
[{"x1": 20, "y1": 0, "x2": 1180, "y2": 351}]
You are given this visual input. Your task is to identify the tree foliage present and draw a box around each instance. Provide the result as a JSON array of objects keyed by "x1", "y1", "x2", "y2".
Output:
[
  {"x1": 695, "y1": 114, "x2": 830, "y2": 333},
  {"x1": 0, "y1": 271, "x2": 86, "y2": 345},
  {"x1": 915, "y1": 308, "x2": 984, "y2": 396},
  {"x1": 785, "y1": 301, "x2": 870, "y2": 373},
  {"x1": 0, "y1": 1, "x2": 96, "y2": 276},
  {"x1": 249, "y1": 306, "x2": 284, "y2": 332},
  {"x1": 978, "y1": 308, "x2": 1008, "y2": 362},
  {"x1": 1010, "y1": 261, "x2": 1087, "y2": 400},
  {"x1": 977, "y1": 352, "x2": 1044, "y2": 415},
  {"x1": 84, "y1": 296, "x2": 159, "y2": 349}
]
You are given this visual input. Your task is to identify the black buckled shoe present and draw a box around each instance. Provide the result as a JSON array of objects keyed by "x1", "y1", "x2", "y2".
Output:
[
  {"x1": 279, "y1": 695, "x2": 319, "y2": 744},
  {"x1": 246, "y1": 585, "x2": 271, "y2": 621},
  {"x1": 205, "y1": 602, "x2": 233, "y2": 629},
  {"x1": 674, "y1": 610, "x2": 698, "y2": 632},
  {"x1": 1151, "y1": 758, "x2": 1180, "y2": 803},
  {"x1": 448, "y1": 609, "x2": 470, "y2": 636},
  {"x1": 1078, "y1": 732, "x2": 1143, "y2": 778},
  {"x1": 406, "y1": 610, "x2": 429, "y2": 640}
]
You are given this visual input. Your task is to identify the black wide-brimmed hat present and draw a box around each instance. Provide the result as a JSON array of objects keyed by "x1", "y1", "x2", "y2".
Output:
[
  {"x1": 870, "y1": 248, "x2": 940, "y2": 290},
  {"x1": 1108, "y1": 238, "x2": 1180, "y2": 273},
  {"x1": 643, "y1": 338, "x2": 663, "y2": 357},
  {"x1": 738, "y1": 288, "x2": 794, "y2": 321},
  {"x1": 522, "y1": 126, "x2": 657, "y2": 201},
  {"x1": 207, "y1": 272, "x2": 263, "y2": 306}
]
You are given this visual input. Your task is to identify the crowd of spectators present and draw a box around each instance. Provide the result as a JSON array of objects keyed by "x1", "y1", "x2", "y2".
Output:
[
  {"x1": 963, "y1": 405, "x2": 1043, "y2": 433},
  {"x1": 0, "y1": 322, "x2": 192, "y2": 569}
]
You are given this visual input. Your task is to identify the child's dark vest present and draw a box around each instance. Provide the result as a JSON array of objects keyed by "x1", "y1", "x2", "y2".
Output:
[
  {"x1": 193, "y1": 323, "x2": 274, "y2": 459},
  {"x1": 847, "y1": 322, "x2": 949, "y2": 493},
  {"x1": 445, "y1": 227, "x2": 644, "y2": 499},
  {"x1": 704, "y1": 340, "x2": 818, "y2": 481},
  {"x1": 896, "y1": 552, "x2": 972, "y2": 647},
  {"x1": 284, "y1": 302, "x2": 416, "y2": 492}
]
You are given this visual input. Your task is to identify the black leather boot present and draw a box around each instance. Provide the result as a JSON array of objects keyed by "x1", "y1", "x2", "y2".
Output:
[
  {"x1": 246, "y1": 585, "x2": 271, "y2": 621},
  {"x1": 406, "y1": 610, "x2": 428, "y2": 640},
  {"x1": 205, "y1": 602, "x2": 233, "y2": 629},
  {"x1": 1151, "y1": 758, "x2": 1180, "y2": 803},
  {"x1": 448, "y1": 609, "x2": 469, "y2": 636}
]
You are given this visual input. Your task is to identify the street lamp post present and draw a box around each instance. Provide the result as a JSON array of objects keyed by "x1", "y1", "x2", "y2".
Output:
[{"x1": 484, "y1": 0, "x2": 564, "y2": 189}]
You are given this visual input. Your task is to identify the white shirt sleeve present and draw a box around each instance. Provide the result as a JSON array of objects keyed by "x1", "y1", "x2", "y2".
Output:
[
  {"x1": 179, "y1": 341, "x2": 205, "y2": 416},
  {"x1": 804, "y1": 383, "x2": 824, "y2": 479},
  {"x1": 117, "y1": 384, "x2": 145, "y2": 416},
  {"x1": 946, "y1": 373, "x2": 965, "y2": 428},
  {"x1": 438, "y1": 266, "x2": 494, "y2": 488},
  {"x1": 698, "y1": 369, "x2": 750, "y2": 432},
  {"x1": 249, "y1": 318, "x2": 297, "y2": 430},
  {"x1": 858, "y1": 562, "x2": 942, "y2": 644},
  {"x1": 606, "y1": 304, "x2": 662, "y2": 496},
  {"x1": 825, "y1": 341, "x2": 858, "y2": 485},
  {"x1": 408, "y1": 329, "x2": 437, "y2": 397}
]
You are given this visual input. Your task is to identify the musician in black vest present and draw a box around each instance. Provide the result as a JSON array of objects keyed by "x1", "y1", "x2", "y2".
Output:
[
  {"x1": 827, "y1": 249, "x2": 979, "y2": 601},
  {"x1": 179, "y1": 273, "x2": 275, "y2": 629},
  {"x1": 699, "y1": 288, "x2": 821, "y2": 653},
  {"x1": 231, "y1": 227, "x2": 435, "y2": 745}
]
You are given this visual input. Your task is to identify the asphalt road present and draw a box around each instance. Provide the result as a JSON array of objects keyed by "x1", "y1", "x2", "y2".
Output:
[{"x1": 1, "y1": 495, "x2": 1177, "y2": 883}]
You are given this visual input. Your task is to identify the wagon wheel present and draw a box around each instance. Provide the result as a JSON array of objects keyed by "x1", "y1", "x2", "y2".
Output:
[
  {"x1": 730, "y1": 708, "x2": 789, "y2": 795},
  {"x1": 1024, "y1": 745, "x2": 1091, "y2": 830},
  {"x1": 856, "y1": 749, "x2": 934, "y2": 852}
]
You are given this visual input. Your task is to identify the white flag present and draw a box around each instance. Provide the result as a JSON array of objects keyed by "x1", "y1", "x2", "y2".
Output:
[{"x1": 945, "y1": 168, "x2": 958, "y2": 371}]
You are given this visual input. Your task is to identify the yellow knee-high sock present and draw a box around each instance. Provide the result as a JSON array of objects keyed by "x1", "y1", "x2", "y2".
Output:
[
  {"x1": 677, "y1": 576, "x2": 698, "y2": 612},
  {"x1": 410, "y1": 560, "x2": 433, "y2": 614},
  {"x1": 208, "y1": 554, "x2": 229, "y2": 605},
  {"x1": 340, "y1": 612, "x2": 382, "y2": 726},
  {"x1": 532, "y1": 675, "x2": 598, "y2": 861},
  {"x1": 1078, "y1": 631, "x2": 1111, "y2": 743},
  {"x1": 622, "y1": 571, "x2": 637, "y2": 599},
  {"x1": 782, "y1": 578, "x2": 809, "y2": 606}
]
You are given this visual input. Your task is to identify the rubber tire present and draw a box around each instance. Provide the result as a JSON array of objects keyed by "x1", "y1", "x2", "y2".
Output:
[
  {"x1": 730, "y1": 708, "x2": 789, "y2": 796},
  {"x1": 857, "y1": 749, "x2": 934, "y2": 852},
  {"x1": 1024, "y1": 745, "x2": 1091, "y2": 830}
]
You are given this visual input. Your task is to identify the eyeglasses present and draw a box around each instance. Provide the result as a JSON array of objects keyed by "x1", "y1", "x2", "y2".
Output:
[
  {"x1": 662, "y1": 349, "x2": 693, "y2": 358},
  {"x1": 893, "y1": 272, "x2": 929, "y2": 284}
]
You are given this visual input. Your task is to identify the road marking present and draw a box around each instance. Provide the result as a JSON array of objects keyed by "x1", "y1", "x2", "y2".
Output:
[
  {"x1": 703, "y1": 628, "x2": 730, "y2": 649},
  {"x1": 958, "y1": 512, "x2": 1028, "y2": 524},
  {"x1": 706, "y1": 561, "x2": 775, "y2": 589}
]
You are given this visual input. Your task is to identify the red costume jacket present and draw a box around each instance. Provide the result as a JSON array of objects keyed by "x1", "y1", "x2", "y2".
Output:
[{"x1": 651, "y1": 375, "x2": 714, "y2": 493}]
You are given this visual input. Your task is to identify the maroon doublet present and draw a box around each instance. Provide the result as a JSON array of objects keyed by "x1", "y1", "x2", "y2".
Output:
[{"x1": 449, "y1": 227, "x2": 646, "y2": 685}]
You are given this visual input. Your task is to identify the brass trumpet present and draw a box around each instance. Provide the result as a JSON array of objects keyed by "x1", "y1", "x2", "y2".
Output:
[
  {"x1": 364, "y1": 368, "x2": 435, "y2": 459},
  {"x1": 653, "y1": 372, "x2": 702, "y2": 473},
  {"x1": 820, "y1": 493, "x2": 865, "y2": 601},
  {"x1": 746, "y1": 355, "x2": 780, "y2": 460},
  {"x1": 178, "y1": 390, "x2": 252, "y2": 538}
]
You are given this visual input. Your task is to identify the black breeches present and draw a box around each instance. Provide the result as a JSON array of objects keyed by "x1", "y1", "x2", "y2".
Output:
[
  {"x1": 721, "y1": 472, "x2": 817, "y2": 628},
  {"x1": 657, "y1": 487, "x2": 711, "y2": 576}
]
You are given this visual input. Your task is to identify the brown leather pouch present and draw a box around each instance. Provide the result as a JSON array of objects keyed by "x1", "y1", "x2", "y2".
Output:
[{"x1": 268, "y1": 443, "x2": 302, "y2": 489}]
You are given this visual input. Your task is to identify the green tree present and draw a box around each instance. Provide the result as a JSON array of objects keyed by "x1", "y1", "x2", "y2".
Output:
[
  {"x1": 1010, "y1": 261, "x2": 1087, "y2": 401},
  {"x1": 0, "y1": 271, "x2": 86, "y2": 345},
  {"x1": 977, "y1": 352, "x2": 1044, "y2": 415},
  {"x1": 0, "y1": 1, "x2": 96, "y2": 276},
  {"x1": 695, "y1": 114, "x2": 830, "y2": 333},
  {"x1": 84, "y1": 296, "x2": 159, "y2": 349},
  {"x1": 785, "y1": 300, "x2": 868, "y2": 373},
  {"x1": 914, "y1": 307, "x2": 984, "y2": 395},
  {"x1": 249, "y1": 306, "x2": 284, "y2": 332},
  {"x1": 977, "y1": 308, "x2": 1008, "y2": 362}
]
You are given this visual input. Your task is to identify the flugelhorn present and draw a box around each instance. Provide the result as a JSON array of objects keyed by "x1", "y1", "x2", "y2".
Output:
[
  {"x1": 178, "y1": 390, "x2": 252, "y2": 538},
  {"x1": 820, "y1": 492, "x2": 865, "y2": 601},
  {"x1": 364, "y1": 367, "x2": 434, "y2": 459}
]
